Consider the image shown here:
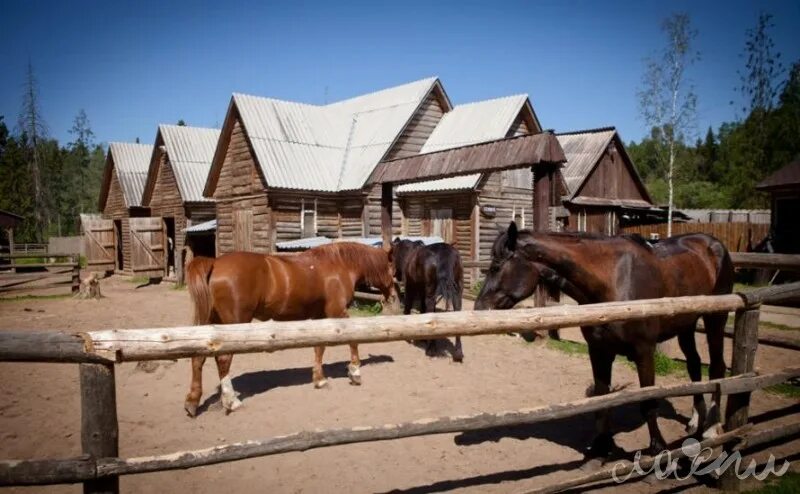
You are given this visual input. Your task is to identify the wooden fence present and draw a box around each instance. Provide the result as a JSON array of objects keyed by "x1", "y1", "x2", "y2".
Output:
[
  {"x1": 621, "y1": 222, "x2": 770, "y2": 252},
  {"x1": 0, "y1": 252, "x2": 80, "y2": 294},
  {"x1": 0, "y1": 282, "x2": 799, "y2": 492}
]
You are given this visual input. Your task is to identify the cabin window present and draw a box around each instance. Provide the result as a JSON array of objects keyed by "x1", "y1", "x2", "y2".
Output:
[
  {"x1": 300, "y1": 198, "x2": 317, "y2": 238},
  {"x1": 513, "y1": 206, "x2": 525, "y2": 229}
]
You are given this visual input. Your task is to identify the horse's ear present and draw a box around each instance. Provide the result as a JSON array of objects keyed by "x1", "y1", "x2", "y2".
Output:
[
  {"x1": 393, "y1": 236, "x2": 400, "y2": 244},
  {"x1": 506, "y1": 221, "x2": 518, "y2": 251}
]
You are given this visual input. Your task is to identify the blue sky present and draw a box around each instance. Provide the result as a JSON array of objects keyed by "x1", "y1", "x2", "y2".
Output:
[{"x1": 1, "y1": 0, "x2": 799, "y2": 147}]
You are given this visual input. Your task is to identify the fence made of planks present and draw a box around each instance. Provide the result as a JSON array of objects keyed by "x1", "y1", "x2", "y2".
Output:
[
  {"x1": 621, "y1": 222, "x2": 770, "y2": 252},
  {"x1": 0, "y1": 252, "x2": 81, "y2": 295},
  {"x1": 1, "y1": 279, "x2": 799, "y2": 492}
]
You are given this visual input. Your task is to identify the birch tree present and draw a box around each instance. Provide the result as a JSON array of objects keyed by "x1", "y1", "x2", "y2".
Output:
[{"x1": 638, "y1": 13, "x2": 698, "y2": 237}]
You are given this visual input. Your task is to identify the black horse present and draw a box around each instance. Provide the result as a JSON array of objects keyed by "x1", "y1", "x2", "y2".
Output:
[
  {"x1": 475, "y1": 222, "x2": 734, "y2": 457},
  {"x1": 392, "y1": 238, "x2": 464, "y2": 362}
]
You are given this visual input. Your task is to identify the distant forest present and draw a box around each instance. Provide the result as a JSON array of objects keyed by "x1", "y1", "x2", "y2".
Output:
[{"x1": 1, "y1": 12, "x2": 798, "y2": 243}]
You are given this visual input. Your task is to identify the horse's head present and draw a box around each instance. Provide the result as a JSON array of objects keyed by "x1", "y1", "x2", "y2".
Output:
[
  {"x1": 474, "y1": 222, "x2": 542, "y2": 310},
  {"x1": 390, "y1": 238, "x2": 424, "y2": 283},
  {"x1": 376, "y1": 245, "x2": 401, "y2": 315}
]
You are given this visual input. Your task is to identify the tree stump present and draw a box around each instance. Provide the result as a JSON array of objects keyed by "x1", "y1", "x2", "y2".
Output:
[{"x1": 75, "y1": 272, "x2": 102, "y2": 299}]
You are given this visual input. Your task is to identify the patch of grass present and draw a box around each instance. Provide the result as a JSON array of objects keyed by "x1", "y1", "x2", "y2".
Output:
[
  {"x1": 127, "y1": 275, "x2": 150, "y2": 284},
  {"x1": 348, "y1": 301, "x2": 383, "y2": 318},
  {"x1": 0, "y1": 293, "x2": 73, "y2": 303},
  {"x1": 760, "y1": 320, "x2": 800, "y2": 332},
  {"x1": 545, "y1": 338, "x2": 589, "y2": 357},
  {"x1": 171, "y1": 283, "x2": 186, "y2": 291},
  {"x1": 765, "y1": 381, "x2": 800, "y2": 399},
  {"x1": 734, "y1": 282, "x2": 766, "y2": 293},
  {"x1": 653, "y1": 351, "x2": 685, "y2": 376},
  {"x1": 78, "y1": 255, "x2": 87, "y2": 269},
  {"x1": 13, "y1": 257, "x2": 45, "y2": 265},
  {"x1": 746, "y1": 471, "x2": 800, "y2": 493},
  {"x1": 470, "y1": 279, "x2": 484, "y2": 297}
]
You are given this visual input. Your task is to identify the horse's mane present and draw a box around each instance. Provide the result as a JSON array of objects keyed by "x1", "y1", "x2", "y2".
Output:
[
  {"x1": 518, "y1": 230, "x2": 653, "y2": 250},
  {"x1": 305, "y1": 242, "x2": 390, "y2": 288}
]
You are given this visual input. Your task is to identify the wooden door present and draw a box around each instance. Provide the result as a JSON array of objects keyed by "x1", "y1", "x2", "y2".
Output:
[
  {"x1": 233, "y1": 209, "x2": 253, "y2": 251},
  {"x1": 129, "y1": 217, "x2": 166, "y2": 278},
  {"x1": 430, "y1": 208, "x2": 453, "y2": 243},
  {"x1": 81, "y1": 217, "x2": 116, "y2": 273}
]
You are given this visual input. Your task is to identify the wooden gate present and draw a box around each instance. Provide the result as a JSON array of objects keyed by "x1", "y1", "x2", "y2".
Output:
[
  {"x1": 128, "y1": 217, "x2": 165, "y2": 278},
  {"x1": 430, "y1": 208, "x2": 453, "y2": 243},
  {"x1": 81, "y1": 217, "x2": 115, "y2": 273}
]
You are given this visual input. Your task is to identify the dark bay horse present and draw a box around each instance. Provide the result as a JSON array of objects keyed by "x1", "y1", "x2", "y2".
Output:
[
  {"x1": 475, "y1": 222, "x2": 734, "y2": 456},
  {"x1": 184, "y1": 242, "x2": 398, "y2": 416},
  {"x1": 392, "y1": 238, "x2": 464, "y2": 362}
]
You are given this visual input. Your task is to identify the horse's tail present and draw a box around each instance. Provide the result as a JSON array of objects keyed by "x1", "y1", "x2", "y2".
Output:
[
  {"x1": 436, "y1": 250, "x2": 463, "y2": 311},
  {"x1": 186, "y1": 256, "x2": 215, "y2": 325}
]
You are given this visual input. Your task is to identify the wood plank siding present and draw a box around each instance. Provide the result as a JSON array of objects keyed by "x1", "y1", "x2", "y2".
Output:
[
  {"x1": 101, "y1": 166, "x2": 146, "y2": 274},
  {"x1": 367, "y1": 88, "x2": 448, "y2": 237},
  {"x1": 214, "y1": 117, "x2": 271, "y2": 254}
]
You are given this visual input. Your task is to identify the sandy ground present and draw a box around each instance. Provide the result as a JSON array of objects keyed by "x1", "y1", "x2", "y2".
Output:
[{"x1": 0, "y1": 277, "x2": 798, "y2": 494}]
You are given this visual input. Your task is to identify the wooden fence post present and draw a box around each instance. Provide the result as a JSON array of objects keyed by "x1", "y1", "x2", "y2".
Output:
[
  {"x1": 720, "y1": 307, "x2": 760, "y2": 492},
  {"x1": 80, "y1": 363, "x2": 119, "y2": 494},
  {"x1": 72, "y1": 255, "x2": 81, "y2": 294}
]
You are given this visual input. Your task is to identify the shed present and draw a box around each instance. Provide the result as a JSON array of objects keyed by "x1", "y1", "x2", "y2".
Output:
[
  {"x1": 556, "y1": 127, "x2": 653, "y2": 234},
  {"x1": 141, "y1": 125, "x2": 220, "y2": 281},
  {"x1": 204, "y1": 77, "x2": 452, "y2": 254},
  {"x1": 89, "y1": 142, "x2": 153, "y2": 275},
  {"x1": 0, "y1": 209, "x2": 23, "y2": 258},
  {"x1": 757, "y1": 159, "x2": 800, "y2": 254},
  {"x1": 394, "y1": 94, "x2": 543, "y2": 284}
]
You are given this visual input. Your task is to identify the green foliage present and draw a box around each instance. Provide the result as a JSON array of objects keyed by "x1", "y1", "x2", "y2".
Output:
[
  {"x1": 765, "y1": 382, "x2": 800, "y2": 399},
  {"x1": 545, "y1": 338, "x2": 589, "y2": 356},
  {"x1": 348, "y1": 301, "x2": 383, "y2": 317},
  {"x1": 470, "y1": 279, "x2": 484, "y2": 296},
  {"x1": 746, "y1": 472, "x2": 800, "y2": 494}
]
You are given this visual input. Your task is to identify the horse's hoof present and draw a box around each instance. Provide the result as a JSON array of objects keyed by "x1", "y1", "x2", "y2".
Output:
[
  {"x1": 347, "y1": 364, "x2": 362, "y2": 386},
  {"x1": 685, "y1": 423, "x2": 699, "y2": 436},
  {"x1": 644, "y1": 439, "x2": 668, "y2": 458},
  {"x1": 584, "y1": 434, "x2": 614, "y2": 459},
  {"x1": 702, "y1": 422, "x2": 722, "y2": 439},
  {"x1": 184, "y1": 401, "x2": 198, "y2": 418},
  {"x1": 314, "y1": 378, "x2": 329, "y2": 389},
  {"x1": 452, "y1": 351, "x2": 464, "y2": 363},
  {"x1": 223, "y1": 397, "x2": 243, "y2": 415}
]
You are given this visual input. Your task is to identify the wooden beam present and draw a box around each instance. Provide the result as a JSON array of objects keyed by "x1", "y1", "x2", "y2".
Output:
[
  {"x1": 730, "y1": 252, "x2": 800, "y2": 272},
  {"x1": 80, "y1": 363, "x2": 119, "y2": 494},
  {"x1": 381, "y1": 182, "x2": 393, "y2": 250},
  {"x1": 2, "y1": 369, "x2": 798, "y2": 486},
  {"x1": 696, "y1": 324, "x2": 800, "y2": 352},
  {"x1": 0, "y1": 331, "x2": 113, "y2": 364}
]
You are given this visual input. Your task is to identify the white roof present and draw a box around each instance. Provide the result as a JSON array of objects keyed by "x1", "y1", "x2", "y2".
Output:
[
  {"x1": 184, "y1": 219, "x2": 217, "y2": 233},
  {"x1": 556, "y1": 128, "x2": 617, "y2": 197},
  {"x1": 275, "y1": 235, "x2": 445, "y2": 251},
  {"x1": 231, "y1": 77, "x2": 438, "y2": 192},
  {"x1": 160, "y1": 125, "x2": 220, "y2": 202},
  {"x1": 397, "y1": 95, "x2": 529, "y2": 193},
  {"x1": 108, "y1": 142, "x2": 153, "y2": 207}
]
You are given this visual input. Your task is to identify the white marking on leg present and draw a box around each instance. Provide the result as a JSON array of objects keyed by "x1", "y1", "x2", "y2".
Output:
[
  {"x1": 702, "y1": 397, "x2": 721, "y2": 438},
  {"x1": 348, "y1": 363, "x2": 362, "y2": 385},
  {"x1": 220, "y1": 376, "x2": 242, "y2": 412},
  {"x1": 314, "y1": 378, "x2": 329, "y2": 389},
  {"x1": 686, "y1": 398, "x2": 706, "y2": 434}
]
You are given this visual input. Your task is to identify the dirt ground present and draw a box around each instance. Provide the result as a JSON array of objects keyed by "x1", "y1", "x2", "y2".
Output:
[{"x1": 0, "y1": 277, "x2": 798, "y2": 494}]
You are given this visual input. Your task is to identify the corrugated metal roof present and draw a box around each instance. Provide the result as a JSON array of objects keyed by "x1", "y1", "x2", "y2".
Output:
[
  {"x1": 160, "y1": 125, "x2": 220, "y2": 202},
  {"x1": 275, "y1": 235, "x2": 445, "y2": 251},
  {"x1": 184, "y1": 219, "x2": 217, "y2": 233},
  {"x1": 109, "y1": 142, "x2": 153, "y2": 207},
  {"x1": 231, "y1": 78, "x2": 437, "y2": 193},
  {"x1": 757, "y1": 159, "x2": 800, "y2": 190},
  {"x1": 369, "y1": 133, "x2": 565, "y2": 186},
  {"x1": 556, "y1": 128, "x2": 616, "y2": 197},
  {"x1": 397, "y1": 95, "x2": 528, "y2": 193}
]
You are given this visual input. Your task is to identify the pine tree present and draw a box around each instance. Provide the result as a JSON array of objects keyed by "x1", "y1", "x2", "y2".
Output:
[{"x1": 17, "y1": 62, "x2": 48, "y2": 241}]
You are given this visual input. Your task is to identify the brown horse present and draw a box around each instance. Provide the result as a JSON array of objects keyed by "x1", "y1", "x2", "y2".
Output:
[
  {"x1": 392, "y1": 238, "x2": 464, "y2": 361},
  {"x1": 184, "y1": 242, "x2": 398, "y2": 417},
  {"x1": 475, "y1": 222, "x2": 734, "y2": 456}
]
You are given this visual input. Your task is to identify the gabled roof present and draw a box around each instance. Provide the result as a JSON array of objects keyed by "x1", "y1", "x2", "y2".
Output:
[
  {"x1": 397, "y1": 95, "x2": 534, "y2": 193},
  {"x1": 142, "y1": 125, "x2": 220, "y2": 205},
  {"x1": 99, "y1": 142, "x2": 153, "y2": 210},
  {"x1": 757, "y1": 159, "x2": 800, "y2": 191},
  {"x1": 556, "y1": 127, "x2": 652, "y2": 205},
  {"x1": 205, "y1": 77, "x2": 442, "y2": 195}
]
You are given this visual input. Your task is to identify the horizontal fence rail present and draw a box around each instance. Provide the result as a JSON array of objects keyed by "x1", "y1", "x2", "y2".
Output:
[
  {"x1": 1, "y1": 366, "x2": 797, "y2": 487},
  {"x1": 1, "y1": 281, "x2": 798, "y2": 492},
  {"x1": 0, "y1": 293, "x2": 754, "y2": 363}
]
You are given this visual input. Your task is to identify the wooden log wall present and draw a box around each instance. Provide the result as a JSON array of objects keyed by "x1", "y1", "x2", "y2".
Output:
[
  {"x1": 147, "y1": 149, "x2": 185, "y2": 280},
  {"x1": 477, "y1": 171, "x2": 535, "y2": 265},
  {"x1": 101, "y1": 166, "x2": 133, "y2": 274},
  {"x1": 621, "y1": 222, "x2": 770, "y2": 252},
  {"x1": 214, "y1": 118, "x2": 271, "y2": 254}
]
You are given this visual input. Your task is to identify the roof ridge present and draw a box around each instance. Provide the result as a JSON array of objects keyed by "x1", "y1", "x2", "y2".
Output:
[
  {"x1": 324, "y1": 77, "x2": 438, "y2": 108},
  {"x1": 556, "y1": 126, "x2": 617, "y2": 136},
  {"x1": 159, "y1": 123, "x2": 220, "y2": 132}
]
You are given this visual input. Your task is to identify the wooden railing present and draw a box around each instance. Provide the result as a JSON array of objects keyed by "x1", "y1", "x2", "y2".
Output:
[
  {"x1": 0, "y1": 252, "x2": 81, "y2": 294},
  {"x1": 0, "y1": 282, "x2": 799, "y2": 492}
]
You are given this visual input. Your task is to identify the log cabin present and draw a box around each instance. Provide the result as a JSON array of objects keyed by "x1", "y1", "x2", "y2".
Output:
[
  {"x1": 141, "y1": 125, "x2": 220, "y2": 282},
  {"x1": 394, "y1": 95, "x2": 543, "y2": 285},
  {"x1": 757, "y1": 159, "x2": 800, "y2": 255},
  {"x1": 557, "y1": 127, "x2": 653, "y2": 234},
  {"x1": 204, "y1": 77, "x2": 452, "y2": 254},
  {"x1": 97, "y1": 142, "x2": 153, "y2": 274}
]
